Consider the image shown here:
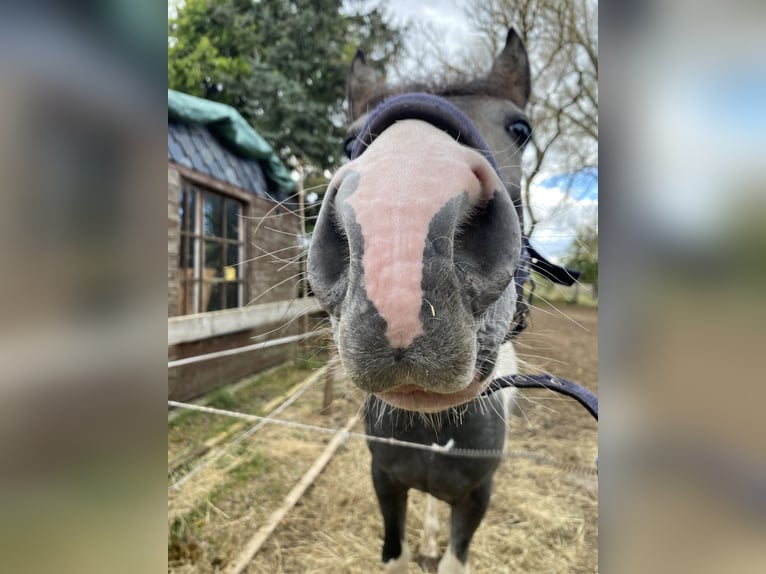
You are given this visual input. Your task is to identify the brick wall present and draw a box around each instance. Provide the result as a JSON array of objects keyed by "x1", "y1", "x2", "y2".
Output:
[
  {"x1": 168, "y1": 167, "x2": 181, "y2": 317},
  {"x1": 245, "y1": 196, "x2": 302, "y2": 305},
  {"x1": 167, "y1": 166, "x2": 307, "y2": 400},
  {"x1": 167, "y1": 320, "x2": 305, "y2": 401},
  {"x1": 166, "y1": 166, "x2": 302, "y2": 315}
]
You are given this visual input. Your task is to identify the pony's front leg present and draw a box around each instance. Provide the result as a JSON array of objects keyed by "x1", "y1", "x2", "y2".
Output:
[
  {"x1": 371, "y1": 464, "x2": 410, "y2": 573},
  {"x1": 438, "y1": 479, "x2": 494, "y2": 574}
]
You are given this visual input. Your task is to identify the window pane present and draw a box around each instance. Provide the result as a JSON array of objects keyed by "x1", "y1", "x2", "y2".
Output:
[
  {"x1": 179, "y1": 235, "x2": 192, "y2": 269},
  {"x1": 225, "y1": 283, "x2": 240, "y2": 309},
  {"x1": 180, "y1": 187, "x2": 197, "y2": 233},
  {"x1": 224, "y1": 265, "x2": 238, "y2": 281},
  {"x1": 226, "y1": 200, "x2": 241, "y2": 239},
  {"x1": 179, "y1": 188, "x2": 186, "y2": 230},
  {"x1": 186, "y1": 187, "x2": 197, "y2": 233},
  {"x1": 225, "y1": 244, "x2": 241, "y2": 278},
  {"x1": 204, "y1": 241, "x2": 223, "y2": 277},
  {"x1": 205, "y1": 282, "x2": 223, "y2": 312},
  {"x1": 203, "y1": 192, "x2": 223, "y2": 237}
]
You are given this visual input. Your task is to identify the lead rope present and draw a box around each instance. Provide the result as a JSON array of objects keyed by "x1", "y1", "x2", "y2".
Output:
[
  {"x1": 483, "y1": 373, "x2": 598, "y2": 421},
  {"x1": 482, "y1": 372, "x2": 599, "y2": 472}
]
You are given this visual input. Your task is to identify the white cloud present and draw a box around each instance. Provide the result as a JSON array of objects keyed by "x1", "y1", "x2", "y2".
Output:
[
  {"x1": 527, "y1": 180, "x2": 598, "y2": 262},
  {"x1": 384, "y1": 0, "x2": 466, "y2": 32},
  {"x1": 352, "y1": 0, "x2": 473, "y2": 78}
]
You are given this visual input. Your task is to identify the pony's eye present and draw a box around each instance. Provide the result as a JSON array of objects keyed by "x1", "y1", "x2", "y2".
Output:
[
  {"x1": 506, "y1": 119, "x2": 532, "y2": 147},
  {"x1": 343, "y1": 136, "x2": 357, "y2": 158}
]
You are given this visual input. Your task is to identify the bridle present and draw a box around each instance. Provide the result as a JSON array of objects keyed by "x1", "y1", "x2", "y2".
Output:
[{"x1": 349, "y1": 92, "x2": 598, "y2": 423}]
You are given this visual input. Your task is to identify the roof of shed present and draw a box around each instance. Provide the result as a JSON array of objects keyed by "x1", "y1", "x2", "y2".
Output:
[{"x1": 168, "y1": 89, "x2": 296, "y2": 201}]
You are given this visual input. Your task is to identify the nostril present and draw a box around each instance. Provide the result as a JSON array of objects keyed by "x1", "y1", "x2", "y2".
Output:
[
  {"x1": 454, "y1": 200, "x2": 498, "y2": 268},
  {"x1": 309, "y1": 212, "x2": 349, "y2": 283},
  {"x1": 307, "y1": 187, "x2": 350, "y2": 314},
  {"x1": 452, "y1": 190, "x2": 521, "y2": 315}
]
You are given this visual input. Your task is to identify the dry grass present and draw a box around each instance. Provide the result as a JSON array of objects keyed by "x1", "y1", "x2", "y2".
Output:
[{"x1": 168, "y1": 306, "x2": 598, "y2": 573}]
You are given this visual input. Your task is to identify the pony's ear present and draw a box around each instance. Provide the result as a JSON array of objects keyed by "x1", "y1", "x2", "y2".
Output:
[
  {"x1": 488, "y1": 28, "x2": 531, "y2": 108},
  {"x1": 347, "y1": 49, "x2": 384, "y2": 120}
]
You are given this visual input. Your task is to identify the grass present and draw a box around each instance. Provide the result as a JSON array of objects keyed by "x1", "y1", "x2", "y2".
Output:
[
  {"x1": 233, "y1": 361, "x2": 315, "y2": 406},
  {"x1": 168, "y1": 308, "x2": 598, "y2": 574},
  {"x1": 229, "y1": 450, "x2": 272, "y2": 483},
  {"x1": 532, "y1": 273, "x2": 598, "y2": 308},
  {"x1": 207, "y1": 388, "x2": 239, "y2": 410},
  {"x1": 168, "y1": 351, "x2": 335, "y2": 571},
  {"x1": 168, "y1": 350, "x2": 329, "y2": 461}
]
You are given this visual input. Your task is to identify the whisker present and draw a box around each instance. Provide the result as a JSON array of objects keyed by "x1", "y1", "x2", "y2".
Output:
[
  {"x1": 525, "y1": 296, "x2": 592, "y2": 333},
  {"x1": 233, "y1": 244, "x2": 306, "y2": 266},
  {"x1": 244, "y1": 272, "x2": 305, "y2": 306}
]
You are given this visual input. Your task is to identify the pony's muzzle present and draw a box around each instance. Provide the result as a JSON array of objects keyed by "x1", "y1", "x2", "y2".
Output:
[{"x1": 307, "y1": 120, "x2": 521, "y2": 400}]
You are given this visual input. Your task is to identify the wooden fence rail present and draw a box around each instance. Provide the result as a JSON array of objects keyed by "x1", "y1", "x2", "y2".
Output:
[{"x1": 168, "y1": 297, "x2": 321, "y2": 346}]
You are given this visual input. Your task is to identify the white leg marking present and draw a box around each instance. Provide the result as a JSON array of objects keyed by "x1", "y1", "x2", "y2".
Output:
[
  {"x1": 494, "y1": 342, "x2": 522, "y2": 417},
  {"x1": 494, "y1": 341, "x2": 519, "y2": 376},
  {"x1": 383, "y1": 541, "x2": 411, "y2": 574},
  {"x1": 420, "y1": 494, "x2": 440, "y2": 558},
  {"x1": 437, "y1": 546, "x2": 468, "y2": 574}
]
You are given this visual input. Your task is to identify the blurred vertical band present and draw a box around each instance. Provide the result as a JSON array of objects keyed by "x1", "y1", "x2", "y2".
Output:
[
  {"x1": 0, "y1": 2, "x2": 166, "y2": 573},
  {"x1": 602, "y1": 0, "x2": 766, "y2": 572}
]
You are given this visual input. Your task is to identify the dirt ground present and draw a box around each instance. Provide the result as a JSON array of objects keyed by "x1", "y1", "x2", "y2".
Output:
[{"x1": 169, "y1": 304, "x2": 598, "y2": 573}]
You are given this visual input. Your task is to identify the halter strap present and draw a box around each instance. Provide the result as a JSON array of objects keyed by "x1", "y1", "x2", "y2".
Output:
[
  {"x1": 483, "y1": 373, "x2": 598, "y2": 420},
  {"x1": 350, "y1": 92, "x2": 499, "y2": 172},
  {"x1": 351, "y1": 92, "x2": 582, "y2": 339}
]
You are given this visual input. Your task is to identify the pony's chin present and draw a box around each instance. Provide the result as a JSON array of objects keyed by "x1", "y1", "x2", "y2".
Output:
[{"x1": 374, "y1": 375, "x2": 489, "y2": 413}]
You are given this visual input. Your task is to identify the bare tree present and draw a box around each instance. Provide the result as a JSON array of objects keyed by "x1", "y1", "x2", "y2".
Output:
[
  {"x1": 469, "y1": 0, "x2": 597, "y2": 235},
  {"x1": 399, "y1": 0, "x2": 598, "y2": 237}
]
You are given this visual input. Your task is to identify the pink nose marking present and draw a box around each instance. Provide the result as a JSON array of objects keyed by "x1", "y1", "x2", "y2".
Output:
[{"x1": 343, "y1": 120, "x2": 500, "y2": 348}]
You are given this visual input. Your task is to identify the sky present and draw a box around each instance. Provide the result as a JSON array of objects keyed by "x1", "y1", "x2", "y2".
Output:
[
  {"x1": 361, "y1": 0, "x2": 599, "y2": 261},
  {"x1": 529, "y1": 171, "x2": 598, "y2": 262},
  {"x1": 360, "y1": 0, "x2": 470, "y2": 42},
  {"x1": 356, "y1": 0, "x2": 482, "y2": 79}
]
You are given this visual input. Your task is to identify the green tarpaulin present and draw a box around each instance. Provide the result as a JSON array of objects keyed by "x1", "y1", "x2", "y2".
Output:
[{"x1": 168, "y1": 89, "x2": 296, "y2": 196}]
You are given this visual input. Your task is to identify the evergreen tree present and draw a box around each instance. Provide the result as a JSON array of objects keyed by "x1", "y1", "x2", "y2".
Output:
[{"x1": 169, "y1": 0, "x2": 402, "y2": 170}]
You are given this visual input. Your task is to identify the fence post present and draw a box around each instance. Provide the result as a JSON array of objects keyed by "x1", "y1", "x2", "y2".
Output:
[{"x1": 321, "y1": 352, "x2": 336, "y2": 413}]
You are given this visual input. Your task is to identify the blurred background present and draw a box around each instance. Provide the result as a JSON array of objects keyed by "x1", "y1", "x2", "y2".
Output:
[
  {"x1": 0, "y1": 1, "x2": 167, "y2": 573},
  {"x1": 600, "y1": 1, "x2": 766, "y2": 571}
]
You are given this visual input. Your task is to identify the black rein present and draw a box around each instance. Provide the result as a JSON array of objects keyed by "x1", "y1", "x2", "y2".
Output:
[{"x1": 482, "y1": 373, "x2": 599, "y2": 421}]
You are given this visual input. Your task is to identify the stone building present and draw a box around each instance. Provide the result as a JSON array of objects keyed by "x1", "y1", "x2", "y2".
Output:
[{"x1": 167, "y1": 90, "x2": 316, "y2": 400}]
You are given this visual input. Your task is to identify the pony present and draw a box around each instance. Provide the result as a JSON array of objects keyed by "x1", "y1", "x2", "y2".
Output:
[{"x1": 308, "y1": 28, "x2": 534, "y2": 573}]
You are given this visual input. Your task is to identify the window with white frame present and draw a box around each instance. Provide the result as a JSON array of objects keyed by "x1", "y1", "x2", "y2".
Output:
[{"x1": 178, "y1": 182, "x2": 244, "y2": 315}]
